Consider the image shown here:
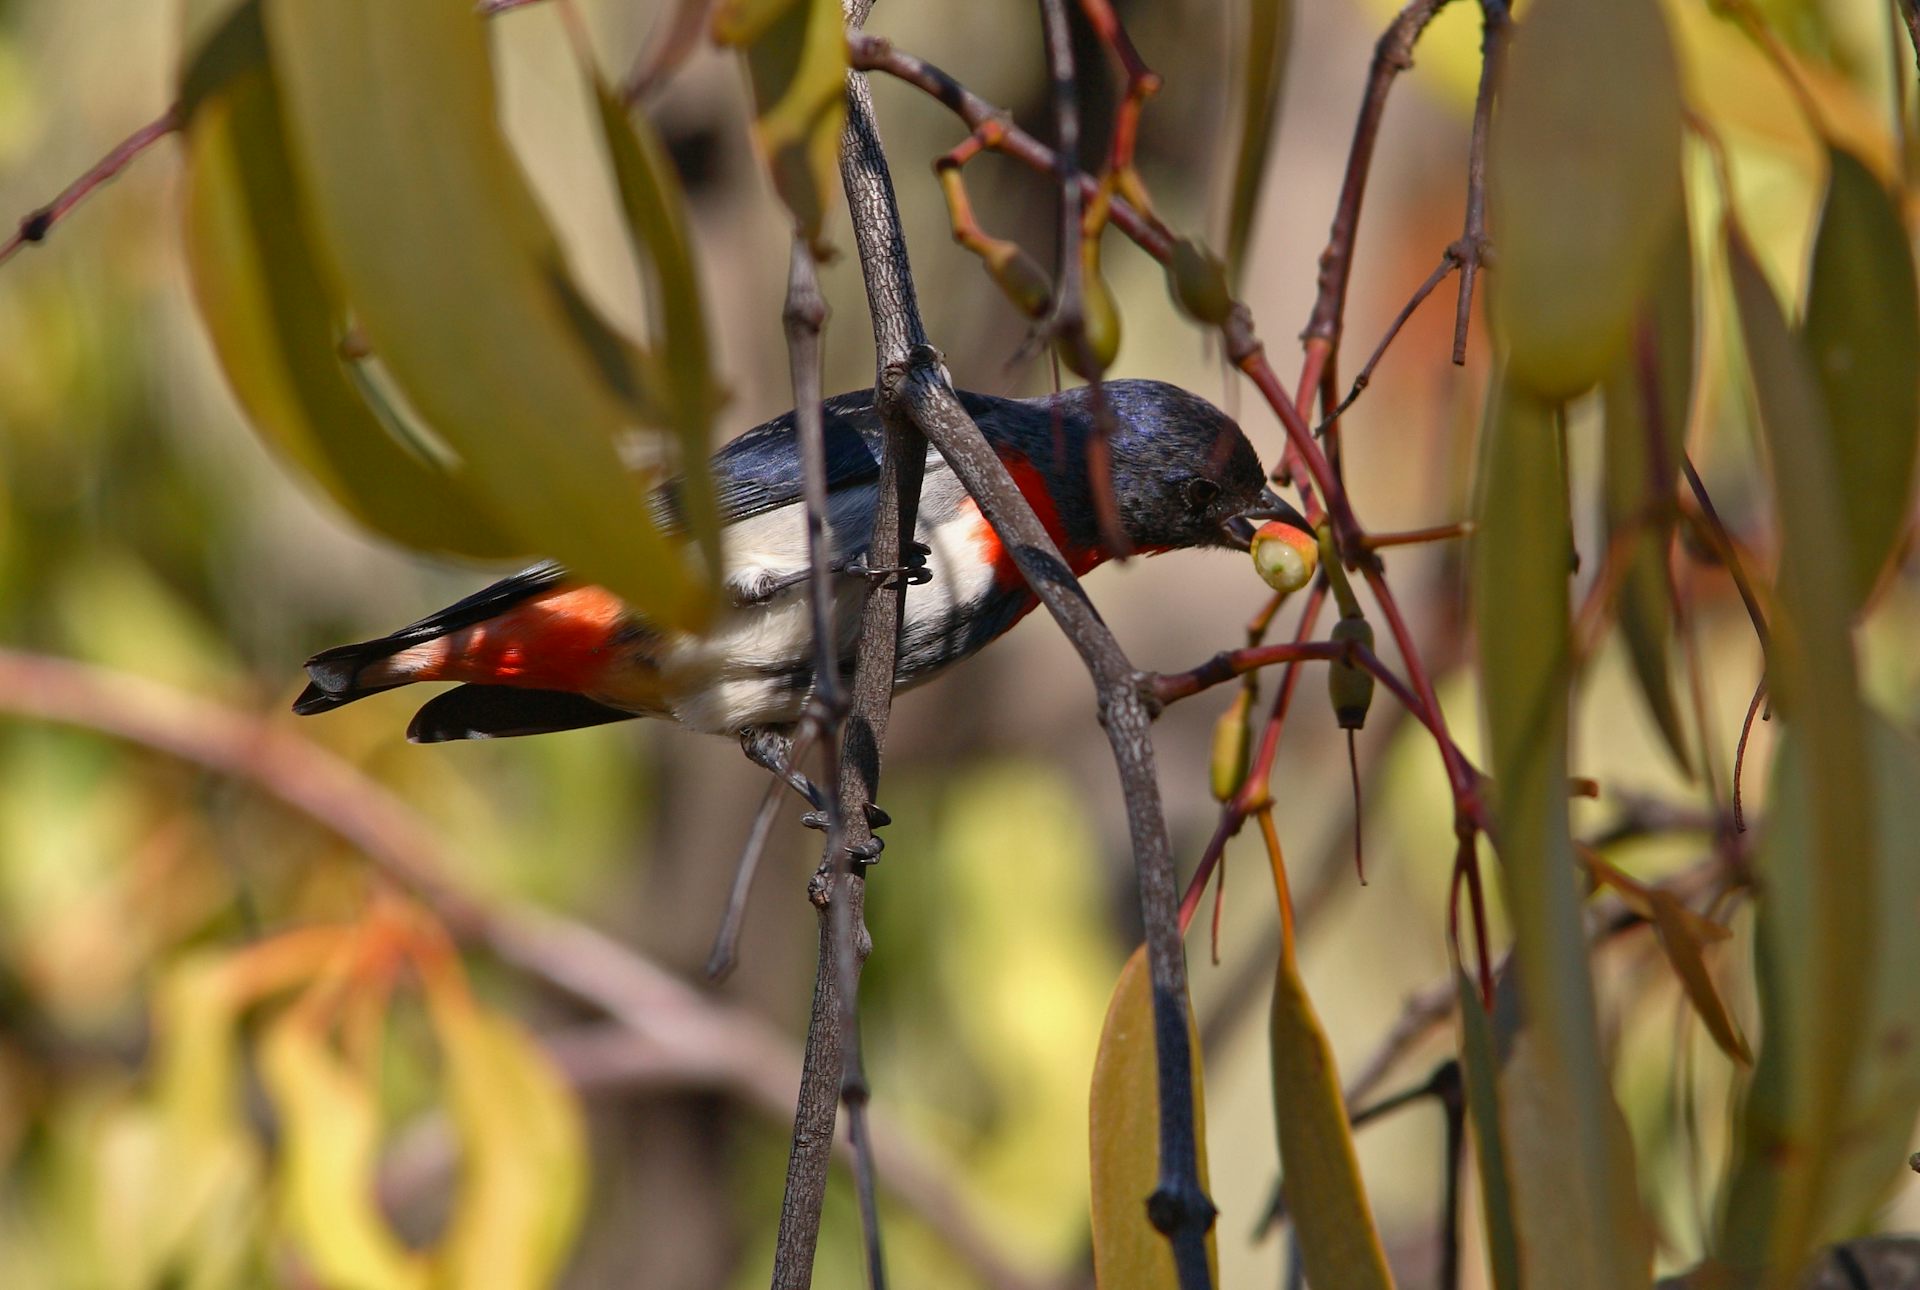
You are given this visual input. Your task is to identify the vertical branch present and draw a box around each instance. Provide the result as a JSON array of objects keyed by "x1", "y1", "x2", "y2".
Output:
[
  {"x1": 1450, "y1": 0, "x2": 1507, "y2": 365},
  {"x1": 771, "y1": 1, "x2": 928, "y2": 1285},
  {"x1": 894, "y1": 368, "x2": 1216, "y2": 1289}
]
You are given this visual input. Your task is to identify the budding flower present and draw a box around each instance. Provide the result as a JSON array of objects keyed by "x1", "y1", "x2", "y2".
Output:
[
  {"x1": 983, "y1": 241, "x2": 1052, "y2": 319},
  {"x1": 1059, "y1": 240, "x2": 1122, "y2": 379},
  {"x1": 1166, "y1": 237, "x2": 1234, "y2": 325},
  {"x1": 1210, "y1": 686, "x2": 1254, "y2": 802},
  {"x1": 1250, "y1": 521, "x2": 1319, "y2": 594},
  {"x1": 1328, "y1": 613, "x2": 1375, "y2": 730}
]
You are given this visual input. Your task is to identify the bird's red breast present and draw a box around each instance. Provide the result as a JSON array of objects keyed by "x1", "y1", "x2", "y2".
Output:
[{"x1": 962, "y1": 449, "x2": 1162, "y2": 588}]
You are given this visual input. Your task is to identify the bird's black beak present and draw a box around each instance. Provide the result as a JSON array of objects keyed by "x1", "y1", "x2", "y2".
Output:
[{"x1": 1222, "y1": 488, "x2": 1313, "y2": 549}]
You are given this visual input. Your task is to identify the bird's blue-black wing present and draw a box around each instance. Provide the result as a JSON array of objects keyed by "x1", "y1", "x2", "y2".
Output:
[{"x1": 653, "y1": 390, "x2": 886, "y2": 533}]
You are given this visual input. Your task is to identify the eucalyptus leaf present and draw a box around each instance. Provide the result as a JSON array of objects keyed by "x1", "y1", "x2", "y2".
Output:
[
  {"x1": 714, "y1": 0, "x2": 847, "y2": 252},
  {"x1": 1489, "y1": 0, "x2": 1683, "y2": 397},
  {"x1": 1089, "y1": 946, "x2": 1215, "y2": 1289},
  {"x1": 1600, "y1": 208, "x2": 1695, "y2": 774},
  {"x1": 1716, "y1": 228, "x2": 1876, "y2": 1286},
  {"x1": 267, "y1": 0, "x2": 717, "y2": 630},
  {"x1": 1802, "y1": 147, "x2": 1920, "y2": 612},
  {"x1": 1473, "y1": 375, "x2": 1650, "y2": 1287},
  {"x1": 1225, "y1": 0, "x2": 1292, "y2": 285},
  {"x1": 180, "y1": 7, "x2": 519, "y2": 560}
]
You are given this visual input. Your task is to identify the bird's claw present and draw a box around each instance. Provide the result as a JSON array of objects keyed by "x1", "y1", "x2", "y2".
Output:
[
  {"x1": 848, "y1": 542, "x2": 933, "y2": 589},
  {"x1": 800, "y1": 800, "x2": 892, "y2": 831}
]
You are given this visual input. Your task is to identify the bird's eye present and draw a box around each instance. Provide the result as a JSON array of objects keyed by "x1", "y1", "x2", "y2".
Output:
[{"x1": 1182, "y1": 477, "x2": 1221, "y2": 511}]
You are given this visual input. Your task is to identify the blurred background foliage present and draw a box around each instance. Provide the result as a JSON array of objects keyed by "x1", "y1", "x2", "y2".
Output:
[{"x1": 0, "y1": 0, "x2": 1916, "y2": 1286}]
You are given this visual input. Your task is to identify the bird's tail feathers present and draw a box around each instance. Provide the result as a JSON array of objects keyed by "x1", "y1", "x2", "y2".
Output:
[{"x1": 292, "y1": 636, "x2": 419, "y2": 715}]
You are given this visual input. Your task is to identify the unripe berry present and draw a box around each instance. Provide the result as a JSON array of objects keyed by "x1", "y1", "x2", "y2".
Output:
[
  {"x1": 984, "y1": 242, "x2": 1052, "y2": 319},
  {"x1": 1210, "y1": 687, "x2": 1254, "y2": 802},
  {"x1": 1059, "y1": 241, "x2": 1122, "y2": 378},
  {"x1": 1328, "y1": 613, "x2": 1375, "y2": 730},
  {"x1": 1250, "y1": 521, "x2": 1319, "y2": 594},
  {"x1": 1166, "y1": 237, "x2": 1234, "y2": 325}
]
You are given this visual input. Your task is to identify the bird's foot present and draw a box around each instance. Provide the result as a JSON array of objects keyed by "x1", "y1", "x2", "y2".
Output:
[{"x1": 847, "y1": 541, "x2": 933, "y2": 589}]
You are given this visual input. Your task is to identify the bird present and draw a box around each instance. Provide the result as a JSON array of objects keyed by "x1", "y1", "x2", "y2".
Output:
[{"x1": 292, "y1": 378, "x2": 1303, "y2": 818}]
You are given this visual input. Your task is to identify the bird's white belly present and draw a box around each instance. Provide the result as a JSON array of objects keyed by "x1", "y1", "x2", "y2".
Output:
[{"x1": 655, "y1": 488, "x2": 999, "y2": 733}]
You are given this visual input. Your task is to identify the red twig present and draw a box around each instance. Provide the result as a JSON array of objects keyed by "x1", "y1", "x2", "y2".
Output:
[{"x1": 1, "y1": 106, "x2": 180, "y2": 269}]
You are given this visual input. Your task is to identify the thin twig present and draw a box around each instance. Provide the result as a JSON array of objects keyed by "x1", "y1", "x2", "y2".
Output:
[
  {"x1": 1901, "y1": 0, "x2": 1920, "y2": 81},
  {"x1": 1, "y1": 105, "x2": 179, "y2": 268},
  {"x1": 706, "y1": 725, "x2": 815, "y2": 980},
  {"x1": 1316, "y1": 249, "x2": 1460, "y2": 432},
  {"x1": 1451, "y1": 0, "x2": 1507, "y2": 365}
]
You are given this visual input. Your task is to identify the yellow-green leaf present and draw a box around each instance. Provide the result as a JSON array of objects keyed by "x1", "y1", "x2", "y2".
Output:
[
  {"x1": 1267, "y1": 863, "x2": 1392, "y2": 1289},
  {"x1": 715, "y1": 0, "x2": 846, "y2": 251},
  {"x1": 1088, "y1": 946, "x2": 1215, "y2": 1289},
  {"x1": 429, "y1": 996, "x2": 588, "y2": 1288},
  {"x1": 1225, "y1": 0, "x2": 1292, "y2": 285},
  {"x1": 589, "y1": 72, "x2": 723, "y2": 575},
  {"x1": 1716, "y1": 228, "x2": 1877, "y2": 1286},
  {"x1": 1600, "y1": 208, "x2": 1694, "y2": 774},
  {"x1": 1648, "y1": 893, "x2": 1750, "y2": 1066},
  {"x1": 179, "y1": 5, "x2": 519, "y2": 560},
  {"x1": 1454, "y1": 974, "x2": 1520, "y2": 1290},
  {"x1": 1473, "y1": 375, "x2": 1651, "y2": 1287},
  {"x1": 1489, "y1": 0, "x2": 1683, "y2": 397},
  {"x1": 260, "y1": 1013, "x2": 427, "y2": 1290},
  {"x1": 1801, "y1": 147, "x2": 1920, "y2": 612},
  {"x1": 266, "y1": 0, "x2": 717, "y2": 629}
]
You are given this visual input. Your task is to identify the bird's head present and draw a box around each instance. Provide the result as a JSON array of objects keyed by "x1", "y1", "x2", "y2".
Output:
[{"x1": 1088, "y1": 380, "x2": 1308, "y2": 554}]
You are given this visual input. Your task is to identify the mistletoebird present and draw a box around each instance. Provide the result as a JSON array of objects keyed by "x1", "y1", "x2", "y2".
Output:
[{"x1": 294, "y1": 379, "x2": 1304, "y2": 810}]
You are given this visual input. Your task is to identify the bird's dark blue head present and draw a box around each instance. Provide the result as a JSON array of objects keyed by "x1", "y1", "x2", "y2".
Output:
[{"x1": 1051, "y1": 380, "x2": 1305, "y2": 554}]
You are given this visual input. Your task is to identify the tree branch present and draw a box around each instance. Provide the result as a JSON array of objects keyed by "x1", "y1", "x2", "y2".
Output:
[
  {"x1": 1, "y1": 105, "x2": 179, "y2": 268},
  {"x1": 892, "y1": 358, "x2": 1216, "y2": 1288}
]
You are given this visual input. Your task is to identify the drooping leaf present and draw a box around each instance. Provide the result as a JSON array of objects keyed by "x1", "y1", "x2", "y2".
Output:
[
  {"x1": 179, "y1": 4, "x2": 519, "y2": 560},
  {"x1": 1489, "y1": 0, "x2": 1683, "y2": 398},
  {"x1": 1801, "y1": 147, "x2": 1920, "y2": 612},
  {"x1": 428, "y1": 989, "x2": 589, "y2": 1287},
  {"x1": 266, "y1": 0, "x2": 717, "y2": 630},
  {"x1": 1583, "y1": 850, "x2": 1749, "y2": 1065},
  {"x1": 260, "y1": 1012, "x2": 427, "y2": 1290},
  {"x1": 589, "y1": 72, "x2": 723, "y2": 577},
  {"x1": 1473, "y1": 375, "x2": 1651, "y2": 1287},
  {"x1": 1716, "y1": 228, "x2": 1877, "y2": 1286},
  {"x1": 714, "y1": 0, "x2": 847, "y2": 252},
  {"x1": 1454, "y1": 973, "x2": 1520, "y2": 1290},
  {"x1": 1225, "y1": 0, "x2": 1292, "y2": 285},
  {"x1": 1265, "y1": 839, "x2": 1393, "y2": 1290},
  {"x1": 1600, "y1": 208, "x2": 1695, "y2": 774},
  {"x1": 1089, "y1": 946, "x2": 1215, "y2": 1288}
]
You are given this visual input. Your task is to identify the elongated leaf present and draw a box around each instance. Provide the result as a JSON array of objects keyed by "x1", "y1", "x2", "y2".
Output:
[
  {"x1": 260, "y1": 1013, "x2": 427, "y2": 1290},
  {"x1": 1802, "y1": 147, "x2": 1920, "y2": 611},
  {"x1": 267, "y1": 0, "x2": 717, "y2": 630},
  {"x1": 1473, "y1": 376, "x2": 1650, "y2": 1287},
  {"x1": 1089, "y1": 946, "x2": 1215, "y2": 1288},
  {"x1": 179, "y1": 6, "x2": 519, "y2": 560},
  {"x1": 1583, "y1": 851, "x2": 1749, "y2": 1064},
  {"x1": 714, "y1": 0, "x2": 846, "y2": 250},
  {"x1": 1489, "y1": 0, "x2": 1683, "y2": 397},
  {"x1": 429, "y1": 993, "x2": 588, "y2": 1286},
  {"x1": 1600, "y1": 208, "x2": 1695, "y2": 774},
  {"x1": 590, "y1": 73, "x2": 722, "y2": 576},
  {"x1": 1268, "y1": 860, "x2": 1393, "y2": 1290},
  {"x1": 1454, "y1": 974, "x2": 1520, "y2": 1290},
  {"x1": 1717, "y1": 229, "x2": 1876, "y2": 1285},
  {"x1": 1225, "y1": 0, "x2": 1292, "y2": 285}
]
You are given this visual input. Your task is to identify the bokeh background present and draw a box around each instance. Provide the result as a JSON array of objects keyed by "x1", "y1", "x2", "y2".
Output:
[{"x1": 2, "y1": 0, "x2": 1918, "y2": 1285}]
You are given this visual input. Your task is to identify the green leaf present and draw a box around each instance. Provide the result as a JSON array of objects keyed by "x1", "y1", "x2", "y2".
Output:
[
  {"x1": 179, "y1": 7, "x2": 519, "y2": 560},
  {"x1": 1473, "y1": 376, "x2": 1651, "y2": 1287},
  {"x1": 266, "y1": 0, "x2": 718, "y2": 630},
  {"x1": 588, "y1": 72, "x2": 723, "y2": 578},
  {"x1": 1268, "y1": 880, "x2": 1393, "y2": 1289},
  {"x1": 1489, "y1": 0, "x2": 1683, "y2": 398},
  {"x1": 1088, "y1": 946, "x2": 1215, "y2": 1289},
  {"x1": 1454, "y1": 974, "x2": 1520, "y2": 1290},
  {"x1": 429, "y1": 994, "x2": 588, "y2": 1287},
  {"x1": 1801, "y1": 147, "x2": 1920, "y2": 611},
  {"x1": 1600, "y1": 208, "x2": 1695, "y2": 775},
  {"x1": 1225, "y1": 0, "x2": 1292, "y2": 285},
  {"x1": 714, "y1": 0, "x2": 847, "y2": 252},
  {"x1": 1716, "y1": 228, "x2": 1877, "y2": 1286}
]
